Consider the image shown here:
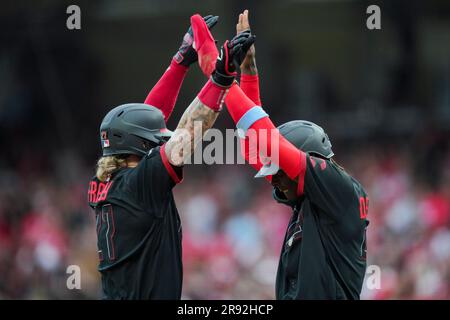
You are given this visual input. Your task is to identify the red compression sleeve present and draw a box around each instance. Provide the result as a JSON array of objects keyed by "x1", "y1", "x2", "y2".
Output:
[
  {"x1": 225, "y1": 84, "x2": 306, "y2": 181},
  {"x1": 239, "y1": 136, "x2": 272, "y2": 182},
  {"x1": 144, "y1": 60, "x2": 188, "y2": 122},
  {"x1": 239, "y1": 74, "x2": 265, "y2": 177},
  {"x1": 240, "y1": 74, "x2": 262, "y2": 106},
  {"x1": 225, "y1": 83, "x2": 256, "y2": 123}
]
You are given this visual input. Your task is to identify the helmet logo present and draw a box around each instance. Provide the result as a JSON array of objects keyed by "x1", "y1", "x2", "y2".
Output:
[{"x1": 101, "y1": 131, "x2": 110, "y2": 148}]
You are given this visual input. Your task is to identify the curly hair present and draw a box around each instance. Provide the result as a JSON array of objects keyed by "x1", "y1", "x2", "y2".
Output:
[{"x1": 96, "y1": 155, "x2": 128, "y2": 182}]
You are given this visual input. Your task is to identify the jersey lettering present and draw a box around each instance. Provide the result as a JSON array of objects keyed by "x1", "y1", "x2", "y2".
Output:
[
  {"x1": 310, "y1": 157, "x2": 327, "y2": 170},
  {"x1": 88, "y1": 180, "x2": 113, "y2": 204},
  {"x1": 359, "y1": 196, "x2": 369, "y2": 219}
]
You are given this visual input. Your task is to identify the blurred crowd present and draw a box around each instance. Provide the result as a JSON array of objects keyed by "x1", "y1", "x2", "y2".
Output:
[{"x1": 0, "y1": 137, "x2": 449, "y2": 299}]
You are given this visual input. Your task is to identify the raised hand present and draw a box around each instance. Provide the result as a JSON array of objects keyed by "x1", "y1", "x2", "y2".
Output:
[
  {"x1": 236, "y1": 10, "x2": 257, "y2": 75},
  {"x1": 190, "y1": 14, "x2": 220, "y2": 76},
  {"x1": 212, "y1": 31, "x2": 256, "y2": 87},
  {"x1": 173, "y1": 14, "x2": 219, "y2": 68}
]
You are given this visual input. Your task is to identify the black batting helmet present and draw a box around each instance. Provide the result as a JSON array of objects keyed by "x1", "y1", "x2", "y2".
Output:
[
  {"x1": 99, "y1": 103, "x2": 172, "y2": 157},
  {"x1": 255, "y1": 120, "x2": 333, "y2": 178}
]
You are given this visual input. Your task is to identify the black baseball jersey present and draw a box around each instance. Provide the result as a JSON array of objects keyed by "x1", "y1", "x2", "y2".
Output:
[
  {"x1": 88, "y1": 145, "x2": 183, "y2": 299},
  {"x1": 275, "y1": 154, "x2": 369, "y2": 300}
]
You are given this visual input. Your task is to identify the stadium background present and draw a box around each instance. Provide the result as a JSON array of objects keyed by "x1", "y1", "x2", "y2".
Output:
[{"x1": 0, "y1": 0, "x2": 449, "y2": 299}]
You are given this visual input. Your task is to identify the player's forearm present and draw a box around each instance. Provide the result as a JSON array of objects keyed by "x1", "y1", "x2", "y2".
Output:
[
  {"x1": 164, "y1": 80, "x2": 226, "y2": 166},
  {"x1": 144, "y1": 60, "x2": 188, "y2": 122},
  {"x1": 240, "y1": 74, "x2": 261, "y2": 106},
  {"x1": 236, "y1": 72, "x2": 263, "y2": 174},
  {"x1": 226, "y1": 84, "x2": 303, "y2": 180},
  {"x1": 239, "y1": 138, "x2": 273, "y2": 182},
  {"x1": 240, "y1": 55, "x2": 258, "y2": 76}
]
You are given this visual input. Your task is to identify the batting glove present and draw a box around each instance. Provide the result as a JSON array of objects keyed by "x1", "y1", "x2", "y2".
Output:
[
  {"x1": 173, "y1": 14, "x2": 219, "y2": 68},
  {"x1": 212, "y1": 30, "x2": 256, "y2": 87}
]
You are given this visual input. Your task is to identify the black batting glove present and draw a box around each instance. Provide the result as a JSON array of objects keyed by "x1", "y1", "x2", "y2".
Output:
[
  {"x1": 212, "y1": 31, "x2": 256, "y2": 87},
  {"x1": 173, "y1": 15, "x2": 219, "y2": 67}
]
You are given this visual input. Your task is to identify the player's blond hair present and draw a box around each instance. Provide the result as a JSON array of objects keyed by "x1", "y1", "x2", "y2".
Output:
[{"x1": 96, "y1": 155, "x2": 127, "y2": 182}]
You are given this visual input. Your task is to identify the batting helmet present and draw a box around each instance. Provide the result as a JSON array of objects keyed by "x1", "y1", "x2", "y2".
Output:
[
  {"x1": 99, "y1": 103, "x2": 172, "y2": 157},
  {"x1": 255, "y1": 120, "x2": 334, "y2": 178}
]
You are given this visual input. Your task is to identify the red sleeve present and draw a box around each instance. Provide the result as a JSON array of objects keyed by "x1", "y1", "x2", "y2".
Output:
[
  {"x1": 225, "y1": 84, "x2": 256, "y2": 123},
  {"x1": 225, "y1": 84, "x2": 307, "y2": 188},
  {"x1": 144, "y1": 60, "x2": 188, "y2": 122},
  {"x1": 240, "y1": 74, "x2": 262, "y2": 106},
  {"x1": 239, "y1": 133, "x2": 272, "y2": 182},
  {"x1": 238, "y1": 74, "x2": 265, "y2": 177},
  {"x1": 160, "y1": 144, "x2": 183, "y2": 184}
]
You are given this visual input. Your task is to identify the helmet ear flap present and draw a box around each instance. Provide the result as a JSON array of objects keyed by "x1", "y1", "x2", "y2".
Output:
[
  {"x1": 142, "y1": 140, "x2": 150, "y2": 152},
  {"x1": 141, "y1": 139, "x2": 157, "y2": 153}
]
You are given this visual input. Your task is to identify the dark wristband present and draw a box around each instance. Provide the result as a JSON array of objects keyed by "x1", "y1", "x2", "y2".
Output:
[{"x1": 211, "y1": 70, "x2": 235, "y2": 88}]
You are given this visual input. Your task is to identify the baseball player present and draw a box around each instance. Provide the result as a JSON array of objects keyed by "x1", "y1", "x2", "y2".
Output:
[
  {"x1": 227, "y1": 10, "x2": 369, "y2": 299},
  {"x1": 87, "y1": 14, "x2": 255, "y2": 299}
]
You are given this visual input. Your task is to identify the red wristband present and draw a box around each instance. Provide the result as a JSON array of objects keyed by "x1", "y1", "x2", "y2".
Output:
[{"x1": 197, "y1": 79, "x2": 228, "y2": 111}]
